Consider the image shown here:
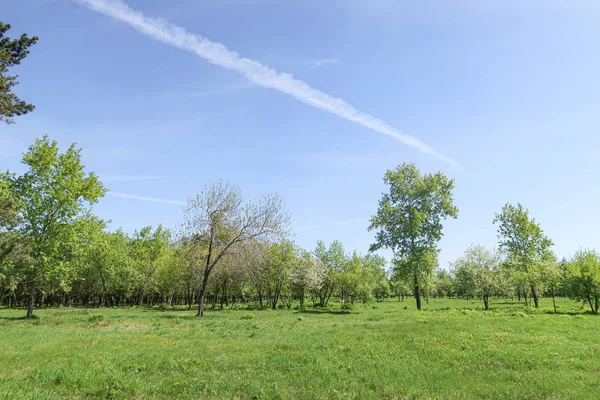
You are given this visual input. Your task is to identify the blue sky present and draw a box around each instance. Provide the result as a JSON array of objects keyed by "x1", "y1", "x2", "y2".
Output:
[{"x1": 2, "y1": 0, "x2": 600, "y2": 268}]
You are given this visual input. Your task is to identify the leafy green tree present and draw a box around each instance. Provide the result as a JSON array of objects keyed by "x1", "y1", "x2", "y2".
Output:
[
  {"x1": 0, "y1": 231, "x2": 32, "y2": 307},
  {"x1": 369, "y1": 163, "x2": 458, "y2": 310},
  {"x1": 338, "y1": 251, "x2": 360, "y2": 305},
  {"x1": 434, "y1": 268, "x2": 454, "y2": 298},
  {"x1": 566, "y1": 250, "x2": 600, "y2": 313},
  {"x1": 129, "y1": 225, "x2": 171, "y2": 306},
  {"x1": 265, "y1": 240, "x2": 295, "y2": 309},
  {"x1": 541, "y1": 259, "x2": 563, "y2": 313},
  {"x1": 389, "y1": 271, "x2": 411, "y2": 301},
  {"x1": 1, "y1": 22, "x2": 38, "y2": 123},
  {"x1": 364, "y1": 254, "x2": 390, "y2": 302},
  {"x1": 0, "y1": 176, "x2": 19, "y2": 228},
  {"x1": 451, "y1": 245, "x2": 502, "y2": 310},
  {"x1": 493, "y1": 203, "x2": 553, "y2": 308},
  {"x1": 313, "y1": 240, "x2": 347, "y2": 306},
  {"x1": 3, "y1": 136, "x2": 105, "y2": 317}
]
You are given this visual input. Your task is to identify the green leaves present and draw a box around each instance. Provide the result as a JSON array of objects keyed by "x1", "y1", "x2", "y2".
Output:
[
  {"x1": 565, "y1": 250, "x2": 600, "y2": 312},
  {"x1": 0, "y1": 22, "x2": 38, "y2": 123},
  {"x1": 370, "y1": 163, "x2": 458, "y2": 309},
  {"x1": 369, "y1": 163, "x2": 458, "y2": 255},
  {"x1": 3, "y1": 136, "x2": 106, "y2": 316}
]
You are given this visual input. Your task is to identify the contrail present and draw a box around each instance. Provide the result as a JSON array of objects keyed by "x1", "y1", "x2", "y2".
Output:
[
  {"x1": 108, "y1": 192, "x2": 186, "y2": 206},
  {"x1": 75, "y1": 0, "x2": 463, "y2": 171}
]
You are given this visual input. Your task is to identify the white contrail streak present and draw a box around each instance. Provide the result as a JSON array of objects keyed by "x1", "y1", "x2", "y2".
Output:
[
  {"x1": 76, "y1": 0, "x2": 463, "y2": 171},
  {"x1": 108, "y1": 192, "x2": 186, "y2": 206}
]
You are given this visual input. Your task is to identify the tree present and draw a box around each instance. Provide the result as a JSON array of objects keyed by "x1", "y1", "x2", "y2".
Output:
[
  {"x1": 566, "y1": 250, "x2": 600, "y2": 313},
  {"x1": 1, "y1": 22, "x2": 38, "y2": 123},
  {"x1": 434, "y1": 268, "x2": 454, "y2": 298},
  {"x1": 129, "y1": 225, "x2": 171, "y2": 306},
  {"x1": 493, "y1": 203, "x2": 553, "y2": 309},
  {"x1": 182, "y1": 181, "x2": 289, "y2": 317},
  {"x1": 369, "y1": 163, "x2": 458, "y2": 310},
  {"x1": 363, "y1": 254, "x2": 390, "y2": 302},
  {"x1": 289, "y1": 250, "x2": 327, "y2": 307},
  {"x1": 313, "y1": 240, "x2": 347, "y2": 306},
  {"x1": 0, "y1": 176, "x2": 19, "y2": 228},
  {"x1": 337, "y1": 251, "x2": 360, "y2": 305},
  {"x1": 541, "y1": 259, "x2": 563, "y2": 313},
  {"x1": 451, "y1": 245, "x2": 501, "y2": 310},
  {"x1": 3, "y1": 136, "x2": 105, "y2": 317},
  {"x1": 264, "y1": 240, "x2": 294, "y2": 309}
]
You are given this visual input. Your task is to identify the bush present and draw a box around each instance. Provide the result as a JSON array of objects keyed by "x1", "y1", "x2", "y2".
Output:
[
  {"x1": 241, "y1": 313, "x2": 254, "y2": 320},
  {"x1": 341, "y1": 303, "x2": 353, "y2": 311}
]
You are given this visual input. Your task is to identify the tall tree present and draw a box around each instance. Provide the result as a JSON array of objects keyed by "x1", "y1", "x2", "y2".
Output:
[
  {"x1": 493, "y1": 203, "x2": 553, "y2": 308},
  {"x1": 182, "y1": 181, "x2": 289, "y2": 317},
  {"x1": 369, "y1": 163, "x2": 458, "y2": 310},
  {"x1": 0, "y1": 22, "x2": 38, "y2": 123},
  {"x1": 3, "y1": 136, "x2": 105, "y2": 317}
]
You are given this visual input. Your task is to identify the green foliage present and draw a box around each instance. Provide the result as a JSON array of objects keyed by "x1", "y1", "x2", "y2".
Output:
[
  {"x1": 493, "y1": 203, "x2": 554, "y2": 308},
  {"x1": 566, "y1": 250, "x2": 600, "y2": 313},
  {"x1": 369, "y1": 163, "x2": 458, "y2": 310},
  {"x1": 3, "y1": 136, "x2": 106, "y2": 317},
  {"x1": 0, "y1": 22, "x2": 38, "y2": 123},
  {"x1": 451, "y1": 245, "x2": 502, "y2": 309}
]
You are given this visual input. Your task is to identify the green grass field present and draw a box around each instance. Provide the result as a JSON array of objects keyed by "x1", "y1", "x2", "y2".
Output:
[{"x1": 1, "y1": 298, "x2": 599, "y2": 399}]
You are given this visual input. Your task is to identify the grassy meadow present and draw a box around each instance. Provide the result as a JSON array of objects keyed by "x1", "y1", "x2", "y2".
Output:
[{"x1": 1, "y1": 298, "x2": 600, "y2": 399}]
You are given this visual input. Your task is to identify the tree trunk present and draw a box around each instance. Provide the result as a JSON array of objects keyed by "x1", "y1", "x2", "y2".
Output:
[
  {"x1": 552, "y1": 288, "x2": 557, "y2": 313},
  {"x1": 26, "y1": 284, "x2": 36, "y2": 318},
  {"x1": 531, "y1": 285, "x2": 539, "y2": 309},
  {"x1": 588, "y1": 296, "x2": 594, "y2": 313},
  {"x1": 414, "y1": 276, "x2": 422, "y2": 311},
  {"x1": 523, "y1": 291, "x2": 528, "y2": 307},
  {"x1": 595, "y1": 296, "x2": 599, "y2": 314},
  {"x1": 517, "y1": 289, "x2": 521, "y2": 302},
  {"x1": 197, "y1": 284, "x2": 207, "y2": 317},
  {"x1": 483, "y1": 294, "x2": 489, "y2": 310}
]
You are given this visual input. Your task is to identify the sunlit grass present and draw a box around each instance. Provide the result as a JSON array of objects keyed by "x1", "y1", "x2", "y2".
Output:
[{"x1": 1, "y1": 297, "x2": 598, "y2": 399}]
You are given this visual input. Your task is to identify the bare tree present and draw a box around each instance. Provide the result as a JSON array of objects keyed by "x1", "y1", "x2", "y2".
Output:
[{"x1": 181, "y1": 181, "x2": 289, "y2": 317}]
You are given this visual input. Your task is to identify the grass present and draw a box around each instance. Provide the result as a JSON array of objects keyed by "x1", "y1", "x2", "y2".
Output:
[{"x1": 1, "y1": 298, "x2": 599, "y2": 399}]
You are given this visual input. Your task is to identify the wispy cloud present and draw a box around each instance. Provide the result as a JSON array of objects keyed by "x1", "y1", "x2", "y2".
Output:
[
  {"x1": 308, "y1": 58, "x2": 340, "y2": 69},
  {"x1": 75, "y1": 0, "x2": 463, "y2": 171},
  {"x1": 186, "y1": 82, "x2": 256, "y2": 97},
  {"x1": 107, "y1": 192, "x2": 186, "y2": 206},
  {"x1": 101, "y1": 175, "x2": 170, "y2": 182}
]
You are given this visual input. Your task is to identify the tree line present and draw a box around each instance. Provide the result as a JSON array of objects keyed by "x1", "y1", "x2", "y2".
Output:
[
  {"x1": 3, "y1": 137, "x2": 600, "y2": 318},
  {"x1": 0, "y1": 137, "x2": 391, "y2": 317},
  {"x1": 371, "y1": 166, "x2": 600, "y2": 314}
]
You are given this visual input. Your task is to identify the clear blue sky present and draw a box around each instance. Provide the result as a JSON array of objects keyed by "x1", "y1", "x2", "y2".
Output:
[{"x1": 3, "y1": 0, "x2": 600, "y2": 268}]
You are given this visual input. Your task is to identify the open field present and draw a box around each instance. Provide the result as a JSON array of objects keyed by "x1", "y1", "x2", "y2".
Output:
[{"x1": 1, "y1": 298, "x2": 600, "y2": 399}]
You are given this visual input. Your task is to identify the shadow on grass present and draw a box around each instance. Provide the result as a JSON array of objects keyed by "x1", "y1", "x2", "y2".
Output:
[
  {"x1": 155, "y1": 314, "x2": 205, "y2": 320},
  {"x1": 295, "y1": 310, "x2": 357, "y2": 315},
  {"x1": 139, "y1": 307, "x2": 197, "y2": 313},
  {"x1": 0, "y1": 314, "x2": 39, "y2": 321}
]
